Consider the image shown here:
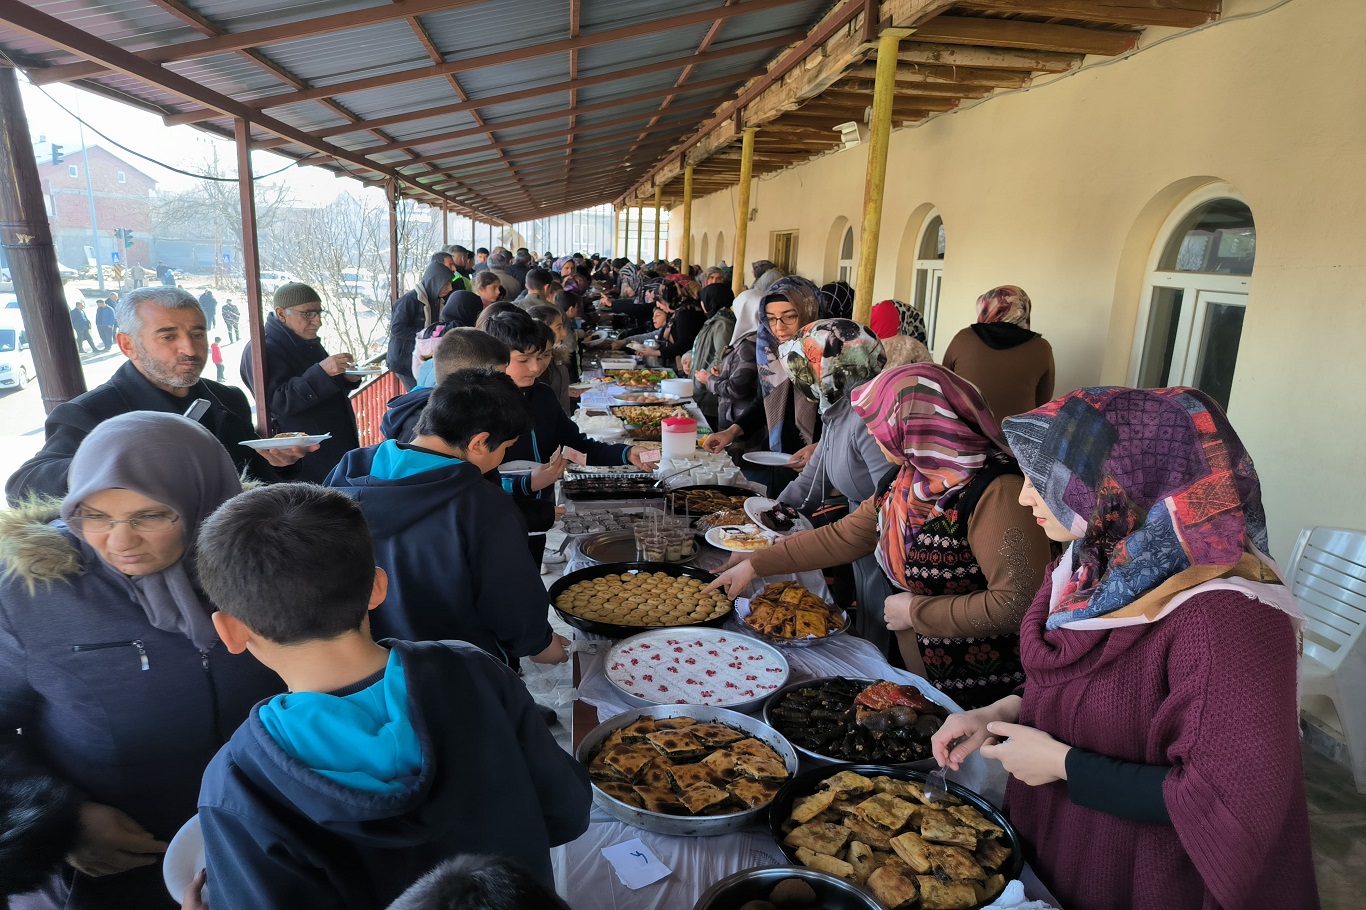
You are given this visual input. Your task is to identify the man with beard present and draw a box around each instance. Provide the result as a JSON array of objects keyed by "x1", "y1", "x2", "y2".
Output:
[{"x1": 6, "y1": 287, "x2": 312, "y2": 502}]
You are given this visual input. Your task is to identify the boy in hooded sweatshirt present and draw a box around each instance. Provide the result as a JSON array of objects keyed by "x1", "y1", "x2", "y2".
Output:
[
  {"x1": 327, "y1": 369, "x2": 568, "y2": 666},
  {"x1": 380, "y1": 328, "x2": 510, "y2": 445},
  {"x1": 193, "y1": 483, "x2": 590, "y2": 910}
]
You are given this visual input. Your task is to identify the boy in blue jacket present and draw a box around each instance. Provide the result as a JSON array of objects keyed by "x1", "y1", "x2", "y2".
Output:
[
  {"x1": 326, "y1": 369, "x2": 569, "y2": 667},
  {"x1": 193, "y1": 484, "x2": 590, "y2": 910}
]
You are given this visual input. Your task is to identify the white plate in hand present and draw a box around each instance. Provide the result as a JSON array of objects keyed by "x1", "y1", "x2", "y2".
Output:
[
  {"x1": 742, "y1": 451, "x2": 792, "y2": 467},
  {"x1": 499, "y1": 460, "x2": 541, "y2": 474},
  {"x1": 344, "y1": 367, "x2": 383, "y2": 377},
  {"x1": 744, "y1": 497, "x2": 813, "y2": 535},
  {"x1": 163, "y1": 814, "x2": 208, "y2": 903},
  {"x1": 240, "y1": 433, "x2": 330, "y2": 450},
  {"x1": 704, "y1": 525, "x2": 778, "y2": 553}
]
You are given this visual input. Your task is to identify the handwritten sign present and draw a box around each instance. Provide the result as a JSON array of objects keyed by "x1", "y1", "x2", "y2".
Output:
[{"x1": 600, "y1": 838, "x2": 672, "y2": 889}]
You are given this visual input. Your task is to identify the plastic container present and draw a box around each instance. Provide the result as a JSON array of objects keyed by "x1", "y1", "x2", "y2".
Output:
[
  {"x1": 661, "y1": 377, "x2": 694, "y2": 397},
  {"x1": 661, "y1": 415, "x2": 699, "y2": 459}
]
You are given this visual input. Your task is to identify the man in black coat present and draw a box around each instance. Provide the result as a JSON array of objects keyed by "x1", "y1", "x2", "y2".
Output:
[
  {"x1": 386, "y1": 261, "x2": 453, "y2": 391},
  {"x1": 68, "y1": 302, "x2": 96, "y2": 354},
  {"x1": 94, "y1": 295, "x2": 117, "y2": 351},
  {"x1": 241, "y1": 282, "x2": 361, "y2": 482},
  {"x1": 196, "y1": 288, "x2": 218, "y2": 331},
  {"x1": 6, "y1": 287, "x2": 312, "y2": 503}
]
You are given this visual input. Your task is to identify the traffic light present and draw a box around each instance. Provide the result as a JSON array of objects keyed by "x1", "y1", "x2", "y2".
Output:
[
  {"x1": 117, "y1": 228, "x2": 134, "y2": 248},
  {"x1": 50, "y1": 143, "x2": 64, "y2": 166}
]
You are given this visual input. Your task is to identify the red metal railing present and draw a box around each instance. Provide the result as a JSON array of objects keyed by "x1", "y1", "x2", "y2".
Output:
[{"x1": 349, "y1": 353, "x2": 401, "y2": 447}]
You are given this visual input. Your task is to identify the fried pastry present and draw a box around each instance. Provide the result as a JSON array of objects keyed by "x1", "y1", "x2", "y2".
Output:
[
  {"x1": 790, "y1": 789, "x2": 836, "y2": 824},
  {"x1": 854, "y1": 793, "x2": 918, "y2": 832},
  {"x1": 916, "y1": 876, "x2": 979, "y2": 910},
  {"x1": 846, "y1": 840, "x2": 877, "y2": 884},
  {"x1": 632, "y1": 786, "x2": 687, "y2": 815},
  {"x1": 920, "y1": 810, "x2": 978, "y2": 849},
  {"x1": 726, "y1": 777, "x2": 781, "y2": 809},
  {"x1": 793, "y1": 848, "x2": 856, "y2": 881},
  {"x1": 677, "y1": 784, "x2": 733, "y2": 814},
  {"x1": 784, "y1": 822, "x2": 851, "y2": 857},
  {"x1": 645, "y1": 729, "x2": 708, "y2": 761},
  {"x1": 666, "y1": 763, "x2": 724, "y2": 792},
  {"x1": 821, "y1": 770, "x2": 875, "y2": 799},
  {"x1": 889, "y1": 830, "x2": 933, "y2": 873},
  {"x1": 866, "y1": 865, "x2": 920, "y2": 909}
]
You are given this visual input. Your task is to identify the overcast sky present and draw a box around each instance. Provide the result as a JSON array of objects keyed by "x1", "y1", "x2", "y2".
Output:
[{"x1": 17, "y1": 72, "x2": 363, "y2": 206}]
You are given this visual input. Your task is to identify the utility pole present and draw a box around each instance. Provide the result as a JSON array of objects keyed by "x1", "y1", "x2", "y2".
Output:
[{"x1": 73, "y1": 93, "x2": 104, "y2": 294}]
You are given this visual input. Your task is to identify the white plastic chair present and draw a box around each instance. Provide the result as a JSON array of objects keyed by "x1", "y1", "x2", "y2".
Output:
[{"x1": 1286, "y1": 526, "x2": 1366, "y2": 791}]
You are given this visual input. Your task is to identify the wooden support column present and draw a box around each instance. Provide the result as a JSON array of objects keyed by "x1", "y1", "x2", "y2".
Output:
[
  {"x1": 0, "y1": 68, "x2": 84, "y2": 410},
  {"x1": 730, "y1": 127, "x2": 757, "y2": 296},
  {"x1": 441, "y1": 204, "x2": 448, "y2": 247},
  {"x1": 613, "y1": 206, "x2": 620, "y2": 258},
  {"x1": 853, "y1": 30, "x2": 910, "y2": 325},
  {"x1": 234, "y1": 118, "x2": 269, "y2": 435},
  {"x1": 634, "y1": 204, "x2": 643, "y2": 263},
  {"x1": 652, "y1": 185, "x2": 662, "y2": 263},
  {"x1": 387, "y1": 180, "x2": 400, "y2": 313},
  {"x1": 681, "y1": 166, "x2": 694, "y2": 268}
]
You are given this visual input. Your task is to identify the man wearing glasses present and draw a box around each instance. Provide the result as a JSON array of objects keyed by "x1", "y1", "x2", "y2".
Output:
[{"x1": 241, "y1": 282, "x2": 361, "y2": 482}]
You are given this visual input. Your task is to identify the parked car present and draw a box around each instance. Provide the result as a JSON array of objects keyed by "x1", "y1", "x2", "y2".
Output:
[
  {"x1": 0, "y1": 325, "x2": 35, "y2": 391},
  {"x1": 259, "y1": 270, "x2": 299, "y2": 295}
]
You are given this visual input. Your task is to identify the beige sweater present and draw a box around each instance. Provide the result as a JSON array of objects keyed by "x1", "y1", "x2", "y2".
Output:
[{"x1": 749, "y1": 474, "x2": 1052, "y2": 646}]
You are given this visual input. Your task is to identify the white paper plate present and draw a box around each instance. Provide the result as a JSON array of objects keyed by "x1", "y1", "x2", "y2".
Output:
[
  {"x1": 163, "y1": 815, "x2": 207, "y2": 903},
  {"x1": 568, "y1": 381, "x2": 595, "y2": 390},
  {"x1": 742, "y1": 451, "x2": 793, "y2": 467},
  {"x1": 744, "y1": 497, "x2": 813, "y2": 535},
  {"x1": 240, "y1": 432, "x2": 330, "y2": 451},
  {"x1": 704, "y1": 524, "x2": 778, "y2": 553},
  {"x1": 343, "y1": 367, "x2": 383, "y2": 377},
  {"x1": 499, "y1": 460, "x2": 540, "y2": 474},
  {"x1": 584, "y1": 329, "x2": 612, "y2": 345}
]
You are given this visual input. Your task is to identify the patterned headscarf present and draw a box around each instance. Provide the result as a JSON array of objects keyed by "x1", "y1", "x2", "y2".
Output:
[
  {"x1": 818, "y1": 281, "x2": 855, "y2": 320},
  {"x1": 751, "y1": 260, "x2": 776, "y2": 281},
  {"x1": 756, "y1": 275, "x2": 823, "y2": 450},
  {"x1": 869, "y1": 299, "x2": 928, "y2": 344},
  {"x1": 852, "y1": 365, "x2": 1006, "y2": 591},
  {"x1": 786, "y1": 319, "x2": 886, "y2": 414},
  {"x1": 1002, "y1": 387, "x2": 1273, "y2": 630},
  {"x1": 976, "y1": 285, "x2": 1032, "y2": 328}
]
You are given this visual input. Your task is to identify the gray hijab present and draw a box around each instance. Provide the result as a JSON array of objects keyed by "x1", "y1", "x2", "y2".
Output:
[{"x1": 61, "y1": 412, "x2": 242, "y2": 651}]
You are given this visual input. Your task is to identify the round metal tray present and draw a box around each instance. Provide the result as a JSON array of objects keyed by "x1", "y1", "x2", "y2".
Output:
[
  {"x1": 761, "y1": 676, "x2": 954, "y2": 769},
  {"x1": 693, "y1": 866, "x2": 882, "y2": 910},
  {"x1": 726, "y1": 610, "x2": 850, "y2": 648},
  {"x1": 576, "y1": 530, "x2": 699, "y2": 566},
  {"x1": 604, "y1": 627, "x2": 790, "y2": 714},
  {"x1": 548, "y1": 561, "x2": 725, "y2": 639},
  {"x1": 666, "y1": 485, "x2": 758, "y2": 523},
  {"x1": 767, "y1": 763, "x2": 1025, "y2": 908},
  {"x1": 575, "y1": 704, "x2": 799, "y2": 838}
]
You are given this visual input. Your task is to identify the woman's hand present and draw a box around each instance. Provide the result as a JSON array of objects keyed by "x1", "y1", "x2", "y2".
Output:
[
  {"x1": 703, "y1": 558, "x2": 757, "y2": 599},
  {"x1": 67, "y1": 802, "x2": 168, "y2": 877},
  {"x1": 702, "y1": 426, "x2": 737, "y2": 453},
  {"x1": 884, "y1": 592, "x2": 916, "y2": 631},
  {"x1": 786, "y1": 443, "x2": 817, "y2": 471},
  {"x1": 529, "y1": 632, "x2": 572, "y2": 665},
  {"x1": 182, "y1": 869, "x2": 209, "y2": 910},
  {"x1": 530, "y1": 455, "x2": 568, "y2": 491},
  {"x1": 930, "y1": 695, "x2": 1022, "y2": 772},
  {"x1": 979, "y1": 723, "x2": 1072, "y2": 786}
]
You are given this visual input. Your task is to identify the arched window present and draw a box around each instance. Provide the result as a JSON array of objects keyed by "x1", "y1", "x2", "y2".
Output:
[
  {"x1": 1132, "y1": 192, "x2": 1255, "y2": 410},
  {"x1": 715, "y1": 231, "x2": 726, "y2": 267},
  {"x1": 837, "y1": 227, "x2": 855, "y2": 283},
  {"x1": 700, "y1": 233, "x2": 710, "y2": 268},
  {"x1": 913, "y1": 212, "x2": 946, "y2": 348}
]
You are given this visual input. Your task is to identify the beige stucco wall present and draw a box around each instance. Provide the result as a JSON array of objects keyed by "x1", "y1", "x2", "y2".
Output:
[{"x1": 676, "y1": 0, "x2": 1366, "y2": 564}]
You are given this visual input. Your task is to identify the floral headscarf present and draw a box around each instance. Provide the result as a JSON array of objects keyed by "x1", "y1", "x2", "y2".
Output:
[
  {"x1": 786, "y1": 319, "x2": 886, "y2": 413},
  {"x1": 976, "y1": 285, "x2": 1031, "y2": 328},
  {"x1": 869, "y1": 299, "x2": 928, "y2": 344},
  {"x1": 818, "y1": 281, "x2": 855, "y2": 320},
  {"x1": 1002, "y1": 387, "x2": 1283, "y2": 631},
  {"x1": 852, "y1": 365, "x2": 1005, "y2": 591}
]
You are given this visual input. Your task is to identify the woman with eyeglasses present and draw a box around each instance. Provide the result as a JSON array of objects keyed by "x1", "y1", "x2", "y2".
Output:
[{"x1": 0, "y1": 413, "x2": 283, "y2": 910}]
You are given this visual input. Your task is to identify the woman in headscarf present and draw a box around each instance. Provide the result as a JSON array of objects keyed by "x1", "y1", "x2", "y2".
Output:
[
  {"x1": 727, "y1": 260, "x2": 784, "y2": 345},
  {"x1": 942, "y1": 285, "x2": 1054, "y2": 424},
  {"x1": 387, "y1": 259, "x2": 455, "y2": 391},
  {"x1": 754, "y1": 276, "x2": 823, "y2": 471},
  {"x1": 0, "y1": 413, "x2": 283, "y2": 910},
  {"x1": 774, "y1": 319, "x2": 898, "y2": 652},
  {"x1": 932, "y1": 387, "x2": 1317, "y2": 910},
  {"x1": 709, "y1": 364, "x2": 1052, "y2": 704},
  {"x1": 686, "y1": 283, "x2": 736, "y2": 425},
  {"x1": 869, "y1": 298, "x2": 928, "y2": 343},
  {"x1": 818, "y1": 280, "x2": 855, "y2": 321}
]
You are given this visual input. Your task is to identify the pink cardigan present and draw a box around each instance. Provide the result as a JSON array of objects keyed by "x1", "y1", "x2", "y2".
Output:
[{"x1": 1006, "y1": 568, "x2": 1318, "y2": 910}]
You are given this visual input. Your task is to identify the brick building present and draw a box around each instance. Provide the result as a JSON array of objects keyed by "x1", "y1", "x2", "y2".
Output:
[{"x1": 34, "y1": 143, "x2": 155, "y2": 273}]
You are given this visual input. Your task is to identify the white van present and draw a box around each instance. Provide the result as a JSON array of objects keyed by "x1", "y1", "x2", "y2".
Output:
[
  {"x1": 259, "y1": 270, "x2": 298, "y2": 295},
  {"x1": 0, "y1": 325, "x2": 35, "y2": 390}
]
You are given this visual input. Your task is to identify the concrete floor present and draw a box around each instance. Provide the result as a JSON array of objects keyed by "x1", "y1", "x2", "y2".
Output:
[{"x1": 1304, "y1": 742, "x2": 1366, "y2": 907}]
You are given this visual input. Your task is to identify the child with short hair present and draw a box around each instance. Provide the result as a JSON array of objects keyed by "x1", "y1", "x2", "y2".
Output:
[
  {"x1": 194, "y1": 483, "x2": 590, "y2": 910},
  {"x1": 381, "y1": 328, "x2": 511, "y2": 444},
  {"x1": 210, "y1": 336, "x2": 224, "y2": 382},
  {"x1": 526, "y1": 304, "x2": 572, "y2": 413},
  {"x1": 328, "y1": 368, "x2": 567, "y2": 665},
  {"x1": 386, "y1": 855, "x2": 571, "y2": 910}
]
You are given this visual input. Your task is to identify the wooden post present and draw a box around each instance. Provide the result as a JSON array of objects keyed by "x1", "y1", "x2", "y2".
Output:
[
  {"x1": 681, "y1": 166, "x2": 694, "y2": 269},
  {"x1": 852, "y1": 30, "x2": 910, "y2": 325},
  {"x1": 441, "y1": 203, "x2": 448, "y2": 247},
  {"x1": 730, "y1": 127, "x2": 757, "y2": 296},
  {"x1": 652, "y1": 185, "x2": 662, "y2": 263},
  {"x1": 634, "y1": 204, "x2": 643, "y2": 263},
  {"x1": 234, "y1": 118, "x2": 269, "y2": 435},
  {"x1": 387, "y1": 180, "x2": 400, "y2": 315},
  {"x1": 0, "y1": 67, "x2": 85, "y2": 410},
  {"x1": 613, "y1": 206, "x2": 620, "y2": 258}
]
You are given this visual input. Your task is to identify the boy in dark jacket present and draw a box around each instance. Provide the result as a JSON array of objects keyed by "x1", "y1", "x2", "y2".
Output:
[
  {"x1": 380, "y1": 328, "x2": 509, "y2": 445},
  {"x1": 194, "y1": 484, "x2": 590, "y2": 910},
  {"x1": 326, "y1": 369, "x2": 568, "y2": 666},
  {"x1": 479, "y1": 309, "x2": 646, "y2": 560}
]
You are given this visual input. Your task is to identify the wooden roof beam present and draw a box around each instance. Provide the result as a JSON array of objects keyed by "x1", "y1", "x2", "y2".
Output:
[
  {"x1": 842, "y1": 63, "x2": 1030, "y2": 87},
  {"x1": 895, "y1": 41, "x2": 1079, "y2": 71},
  {"x1": 829, "y1": 78, "x2": 991, "y2": 97},
  {"x1": 908, "y1": 15, "x2": 1139, "y2": 56},
  {"x1": 954, "y1": 0, "x2": 1219, "y2": 29}
]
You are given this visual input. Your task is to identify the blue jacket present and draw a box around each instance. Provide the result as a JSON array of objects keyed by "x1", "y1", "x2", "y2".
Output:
[
  {"x1": 378, "y1": 387, "x2": 430, "y2": 445},
  {"x1": 0, "y1": 504, "x2": 284, "y2": 910},
  {"x1": 324, "y1": 442, "x2": 553, "y2": 661},
  {"x1": 198, "y1": 639, "x2": 591, "y2": 910}
]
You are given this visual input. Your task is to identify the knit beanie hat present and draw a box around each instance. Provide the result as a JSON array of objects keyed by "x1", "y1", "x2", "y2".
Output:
[{"x1": 272, "y1": 282, "x2": 322, "y2": 311}]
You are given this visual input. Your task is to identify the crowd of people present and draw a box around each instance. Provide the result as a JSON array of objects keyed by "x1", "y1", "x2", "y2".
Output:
[{"x1": 0, "y1": 246, "x2": 1318, "y2": 910}]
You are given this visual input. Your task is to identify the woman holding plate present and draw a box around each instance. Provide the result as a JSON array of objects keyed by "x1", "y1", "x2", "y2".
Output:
[
  {"x1": 931, "y1": 387, "x2": 1317, "y2": 910},
  {"x1": 708, "y1": 364, "x2": 1052, "y2": 707}
]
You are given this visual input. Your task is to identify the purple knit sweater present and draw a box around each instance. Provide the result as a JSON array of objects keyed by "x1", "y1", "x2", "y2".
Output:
[{"x1": 1005, "y1": 566, "x2": 1318, "y2": 910}]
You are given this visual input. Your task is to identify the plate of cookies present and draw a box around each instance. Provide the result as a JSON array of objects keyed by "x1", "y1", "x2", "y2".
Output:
[{"x1": 549, "y1": 562, "x2": 731, "y2": 638}]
